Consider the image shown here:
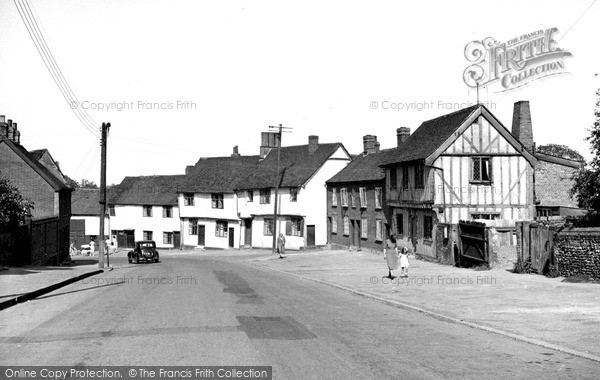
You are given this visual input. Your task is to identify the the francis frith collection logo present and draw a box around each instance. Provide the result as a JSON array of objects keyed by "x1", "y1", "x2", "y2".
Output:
[{"x1": 463, "y1": 28, "x2": 572, "y2": 92}]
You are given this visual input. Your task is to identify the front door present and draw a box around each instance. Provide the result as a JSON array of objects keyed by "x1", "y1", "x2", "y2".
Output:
[
  {"x1": 198, "y1": 225, "x2": 205, "y2": 246},
  {"x1": 307, "y1": 225, "x2": 316, "y2": 246},
  {"x1": 173, "y1": 231, "x2": 181, "y2": 249},
  {"x1": 244, "y1": 219, "x2": 252, "y2": 246},
  {"x1": 125, "y1": 230, "x2": 135, "y2": 248},
  {"x1": 228, "y1": 227, "x2": 235, "y2": 248}
]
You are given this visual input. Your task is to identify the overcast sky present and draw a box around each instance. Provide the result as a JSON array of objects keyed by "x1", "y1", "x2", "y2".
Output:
[{"x1": 1, "y1": 0, "x2": 599, "y2": 185}]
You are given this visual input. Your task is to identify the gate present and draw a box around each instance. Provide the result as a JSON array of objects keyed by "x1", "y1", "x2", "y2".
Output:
[
  {"x1": 458, "y1": 221, "x2": 489, "y2": 265},
  {"x1": 516, "y1": 222, "x2": 553, "y2": 274}
]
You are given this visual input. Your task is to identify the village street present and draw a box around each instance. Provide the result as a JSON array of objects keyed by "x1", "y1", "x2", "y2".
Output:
[{"x1": 1, "y1": 250, "x2": 599, "y2": 379}]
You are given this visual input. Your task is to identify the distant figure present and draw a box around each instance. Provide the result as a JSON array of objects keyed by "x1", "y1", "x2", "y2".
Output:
[
  {"x1": 277, "y1": 233, "x2": 286, "y2": 258},
  {"x1": 383, "y1": 234, "x2": 399, "y2": 278},
  {"x1": 69, "y1": 242, "x2": 77, "y2": 256},
  {"x1": 399, "y1": 246, "x2": 410, "y2": 277},
  {"x1": 89, "y1": 240, "x2": 95, "y2": 256}
]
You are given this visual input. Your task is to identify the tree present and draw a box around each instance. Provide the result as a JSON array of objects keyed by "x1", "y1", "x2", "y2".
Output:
[
  {"x1": 64, "y1": 174, "x2": 79, "y2": 189},
  {"x1": 0, "y1": 173, "x2": 34, "y2": 230},
  {"x1": 63, "y1": 176, "x2": 99, "y2": 189},
  {"x1": 571, "y1": 89, "x2": 600, "y2": 212}
]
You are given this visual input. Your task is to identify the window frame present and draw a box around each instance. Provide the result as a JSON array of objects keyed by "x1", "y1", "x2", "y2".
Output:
[
  {"x1": 211, "y1": 193, "x2": 224, "y2": 209},
  {"x1": 343, "y1": 216, "x2": 350, "y2": 236},
  {"x1": 375, "y1": 187, "x2": 382, "y2": 209},
  {"x1": 189, "y1": 218, "x2": 198, "y2": 235},
  {"x1": 143, "y1": 230, "x2": 153, "y2": 241},
  {"x1": 215, "y1": 220, "x2": 228, "y2": 237},
  {"x1": 402, "y1": 166, "x2": 409, "y2": 189},
  {"x1": 247, "y1": 190, "x2": 254, "y2": 202},
  {"x1": 162, "y1": 206, "x2": 173, "y2": 218},
  {"x1": 415, "y1": 164, "x2": 424, "y2": 189},
  {"x1": 390, "y1": 167, "x2": 397, "y2": 189},
  {"x1": 183, "y1": 193, "x2": 195, "y2": 206},
  {"x1": 109, "y1": 205, "x2": 116, "y2": 216},
  {"x1": 361, "y1": 218, "x2": 368, "y2": 239},
  {"x1": 341, "y1": 188, "x2": 349, "y2": 207},
  {"x1": 264, "y1": 218, "x2": 274, "y2": 236},
  {"x1": 332, "y1": 188, "x2": 338, "y2": 207},
  {"x1": 471, "y1": 156, "x2": 492, "y2": 184},
  {"x1": 376, "y1": 219, "x2": 383, "y2": 241},
  {"x1": 423, "y1": 215, "x2": 433, "y2": 240},
  {"x1": 332, "y1": 215, "x2": 338, "y2": 234},
  {"x1": 260, "y1": 189, "x2": 271, "y2": 204},
  {"x1": 143, "y1": 205, "x2": 153, "y2": 217},
  {"x1": 396, "y1": 213, "x2": 404, "y2": 236},
  {"x1": 290, "y1": 188, "x2": 298, "y2": 202},
  {"x1": 163, "y1": 232, "x2": 173, "y2": 244},
  {"x1": 359, "y1": 187, "x2": 367, "y2": 208}
]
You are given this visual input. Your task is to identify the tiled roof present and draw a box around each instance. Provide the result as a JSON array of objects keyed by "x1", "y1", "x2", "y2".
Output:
[
  {"x1": 327, "y1": 148, "x2": 397, "y2": 184},
  {"x1": 109, "y1": 175, "x2": 185, "y2": 205},
  {"x1": 178, "y1": 143, "x2": 346, "y2": 192},
  {"x1": 381, "y1": 104, "x2": 481, "y2": 165},
  {"x1": 0, "y1": 136, "x2": 70, "y2": 191},
  {"x1": 71, "y1": 188, "x2": 100, "y2": 215},
  {"x1": 28, "y1": 149, "x2": 47, "y2": 161}
]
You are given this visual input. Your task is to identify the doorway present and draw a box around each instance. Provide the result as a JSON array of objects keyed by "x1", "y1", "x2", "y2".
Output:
[
  {"x1": 307, "y1": 225, "x2": 316, "y2": 246},
  {"x1": 228, "y1": 227, "x2": 235, "y2": 248},
  {"x1": 198, "y1": 225, "x2": 205, "y2": 246}
]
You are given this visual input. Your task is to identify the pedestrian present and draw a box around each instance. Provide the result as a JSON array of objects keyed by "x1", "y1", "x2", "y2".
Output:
[
  {"x1": 277, "y1": 233, "x2": 286, "y2": 258},
  {"x1": 89, "y1": 239, "x2": 95, "y2": 256},
  {"x1": 383, "y1": 234, "x2": 399, "y2": 279},
  {"x1": 400, "y1": 246, "x2": 410, "y2": 277},
  {"x1": 69, "y1": 242, "x2": 77, "y2": 256}
]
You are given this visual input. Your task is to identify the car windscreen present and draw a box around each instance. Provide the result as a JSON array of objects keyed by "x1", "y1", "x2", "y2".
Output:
[{"x1": 140, "y1": 243, "x2": 155, "y2": 248}]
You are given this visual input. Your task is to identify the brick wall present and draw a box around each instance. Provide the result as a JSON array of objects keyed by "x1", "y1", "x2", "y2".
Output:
[
  {"x1": 535, "y1": 160, "x2": 579, "y2": 208},
  {"x1": 327, "y1": 181, "x2": 388, "y2": 252},
  {"x1": 0, "y1": 143, "x2": 56, "y2": 219},
  {"x1": 554, "y1": 228, "x2": 600, "y2": 280}
]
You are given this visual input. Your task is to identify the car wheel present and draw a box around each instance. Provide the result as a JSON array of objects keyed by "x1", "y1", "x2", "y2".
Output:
[{"x1": 154, "y1": 257, "x2": 159, "y2": 263}]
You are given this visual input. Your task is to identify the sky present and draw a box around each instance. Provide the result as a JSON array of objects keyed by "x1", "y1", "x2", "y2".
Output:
[{"x1": 1, "y1": 0, "x2": 599, "y2": 185}]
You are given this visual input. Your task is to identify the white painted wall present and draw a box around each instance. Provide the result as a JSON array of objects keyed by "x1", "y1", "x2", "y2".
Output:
[
  {"x1": 181, "y1": 217, "x2": 241, "y2": 249},
  {"x1": 71, "y1": 215, "x2": 109, "y2": 236},
  {"x1": 110, "y1": 205, "x2": 181, "y2": 248}
]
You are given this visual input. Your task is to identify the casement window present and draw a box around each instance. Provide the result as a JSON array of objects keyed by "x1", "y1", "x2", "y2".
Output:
[
  {"x1": 351, "y1": 189, "x2": 356, "y2": 208},
  {"x1": 359, "y1": 187, "x2": 367, "y2": 208},
  {"x1": 361, "y1": 218, "x2": 368, "y2": 239},
  {"x1": 332, "y1": 216, "x2": 338, "y2": 234},
  {"x1": 343, "y1": 216, "x2": 350, "y2": 236},
  {"x1": 211, "y1": 193, "x2": 224, "y2": 209},
  {"x1": 162, "y1": 206, "x2": 173, "y2": 218},
  {"x1": 184, "y1": 193, "x2": 195, "y2": 206},
  {"x1": 189, "y1": 218, "x2": 198, "y2": 235},
  {"x1": 376, "y1": 219, "x2": 383, "y2": 241},
  {"x1": 143, "y1": 205, "x2": 152, "y2": 217},
  {"x1": 216, "y1": 221, "x2": 228, "y2": 237},
  {"x1": 472, "y1": 157, "x2": 492, "y2": 182},
  {"x1": 143, "y1": 230, "x2": 153, "y2": 240},
  {"x1": 415, "y1": 164, "x2": 424, "y2": 189},
  {"x1": 264, "y1": 218, "x2": 274, "y2": 235},
  {"x1": 390, "y1": 167, "x2": 397, "y2": 189},
  {"x1": 341, "y1": 188, "x2": 349, "y2": 207},
  {"x1": 471, "y1": 212, "x2": 500, "y2": 220},
  {"x1": 286, "y1": 218, "x2": 303, "y2": 237},
  {"x1": 423, "y1": 215, "x2": 433, "y2": 240},
  {"x1": 331, "y1": 187, "x2": 338, "y2": 206},
  {"x1": 396, "y1": 213, "x2": 404, "y2": 235},
  {"x1": 260, "y1": 189, "x2": 271, "y2": 204},
  {"x1": 109, "y1": 206, "x2": 115, "y2": 216},
  {"x1": 375, "y1": 187, "x2": 382, "y2": 209},
  {"x1": 402, "y1": 166, "x2": 409, "y2": 189},
  {"x1": 163, "y1": 232, "x2": 173, "y2": 244},
  {"x1": 290, "y1": 188, "x2": 298, "y2": 202},
  {"x1": 247, "y1": 190, "x2": 254, "y2": 202}
]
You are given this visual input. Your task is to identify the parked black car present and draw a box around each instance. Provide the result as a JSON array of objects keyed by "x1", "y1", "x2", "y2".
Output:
[{"x1": 128, "y1": 240, "x2": 160, "y2": 263}]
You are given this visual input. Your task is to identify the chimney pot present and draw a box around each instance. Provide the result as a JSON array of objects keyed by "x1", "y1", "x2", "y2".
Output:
[
  {"x1": 397, "y1": 127, "x2": 410, "y2": 146},
  {"x1": 512, "y1": 101, "x2": 534, "y2": 152},
  {"x1": 231, "y1": 145, "x2": 241, "y2": 157},
  {"x1": 0, "y1": 115, "x2": 5, "y2": 123},
  {"x1": 308, "y1": 135, "x2": 319, "y2": 154},
  {"x1": 7, "y1": 120, "x2": 13, "y2": 140}
]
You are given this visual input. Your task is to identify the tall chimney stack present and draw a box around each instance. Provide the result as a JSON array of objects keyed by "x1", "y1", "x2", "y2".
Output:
[
  {"x1": 12, "y1": 122, "x2": 19, "y2": 144},
  {"x1": 362, "y1": 135, "x2": 378, "y2": 155},
  {"x1": 7, "y1": 119, "x2": 13, "y2": 140},
  {"x1": 0, "y1": 116, "x2": 7, "y2": 137},
  {"x1": 231, "y1": 145, "x2": 241, "y2": 157},
  {"x1": 308, "y1": 135, "x2": 319, "y2": 155},
  {"x1": 397, "y1": 127, "x2": 410, "y2": 147},
  {"x1": 512, "y1": 101, "x2": 534, "y2": 152}
]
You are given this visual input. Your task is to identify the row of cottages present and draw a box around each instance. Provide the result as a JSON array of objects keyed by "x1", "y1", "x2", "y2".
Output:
[
  {"x1": 0, "y1": 115, "x2": 72, "y2": 265},
  {"x1": 374, "y1": 101, "x2": 585, "y2": 262},
  {"x1": 108, "y1": 175, "x2": 184, "y2": 248},
  {"x1": 325, "y1": 131, "x2": 409, "y2": 251},
  {"x1": 177, "y1": 133, "x2": 352, "y2": 250}
]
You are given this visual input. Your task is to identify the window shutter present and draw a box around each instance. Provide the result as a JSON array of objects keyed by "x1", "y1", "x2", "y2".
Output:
[{"x1": 286, "y1": 220, "x2": 292, "y2": 235}]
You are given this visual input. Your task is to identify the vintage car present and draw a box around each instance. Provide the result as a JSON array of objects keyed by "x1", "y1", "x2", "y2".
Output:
[{"x1": 128, "y1": 240, "x2": 160, "y2": 263}]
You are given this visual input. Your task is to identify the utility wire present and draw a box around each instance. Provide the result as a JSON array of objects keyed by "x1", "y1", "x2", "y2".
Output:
[
  {"x1": 23, "y1": 0, "x2": 100, "y2": 131},
  {"x1": 13, "y1": 0, "x2": 100, "y2": 138}
]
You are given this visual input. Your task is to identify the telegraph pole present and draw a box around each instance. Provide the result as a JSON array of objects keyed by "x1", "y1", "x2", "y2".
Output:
[
  {"x1": 269, "y1": 124, "x2": 292, "y2": 257},
  {"x1": 98, "y1": 122, "x2": 110, "y2": 269}
]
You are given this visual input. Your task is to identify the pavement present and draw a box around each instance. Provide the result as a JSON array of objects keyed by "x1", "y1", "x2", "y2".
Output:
[{"x1": 2, "y1": 247, "x2": 600, "y2": 363}]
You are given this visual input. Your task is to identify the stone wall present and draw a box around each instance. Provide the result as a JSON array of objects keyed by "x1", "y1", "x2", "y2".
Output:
[{"x1": 554, "y1": 228, "x2": 600, "y2": 280}]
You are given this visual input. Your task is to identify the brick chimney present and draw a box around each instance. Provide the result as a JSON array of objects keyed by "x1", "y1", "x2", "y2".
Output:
[
  {"x1": 512, "y1": 101, "x2": 534, "y2": 152},
  {"x1": 13, "y1": 125, "x2": 20, "y2": 144},
  {"x1": 260, "y1": 132, "x2": 280, "y2": 158},
  {"x1": 231, "y1": 145, "x2": 241, "y2": 157},
  {"x1": 185, "y1": 165, "x2": 194, "y2": 175},
  {"x1": 0, "y1": 115, "x2": 7, "y2": 137},
  {"x1": 363, "y1": 135, "x2": 379, "y2": 154},
  {"x1": 7, "y1": 119, "x2": 13, "y2": 140},
  {"x1": 397, "y1": 127, "x2": 410, "y2": 146},
  {"x1": 308, "y1": 135, "x2": 319, "y2": 155}
]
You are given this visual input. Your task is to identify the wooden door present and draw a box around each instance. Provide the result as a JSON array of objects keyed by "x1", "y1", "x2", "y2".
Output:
[
  {"x1": 228, "y1": 227, "x2": 235, "y2": 248},
  {"x1": 245, "y1": 219, "x2": 252, "y2": 246},
  {"x1": 173, "y1": 231, "x2": 181, "y2": 248},
  {"x1": 307, "y1": 225, "x2": 316, "y2": 246},
  {"x1": 198, "y1": 225, "x2": 205, "y2": 246}
]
